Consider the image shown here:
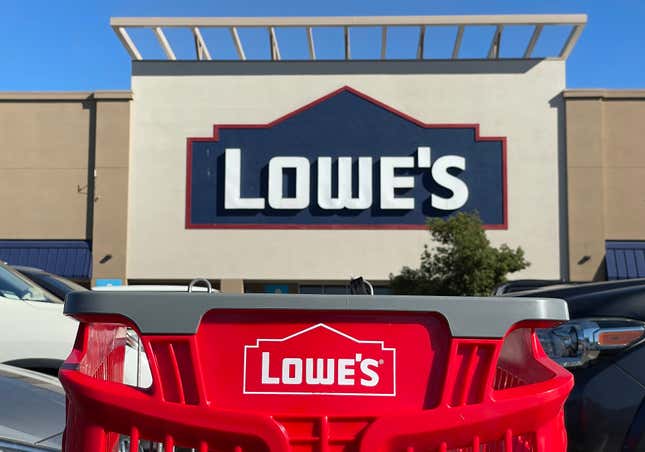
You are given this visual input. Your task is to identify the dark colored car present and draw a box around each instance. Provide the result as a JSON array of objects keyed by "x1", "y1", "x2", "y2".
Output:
[
  {"x1": 0, "y1": 363, "x2": 64, "y2": 451},
  {"x1": 507, "y1": 279, "x2": 645, "y2": 451},
  {"x1": 491, "y1": 279, "x2": 569, "y2": 295},
  {"x1": 11, "y1": 266, "x2": 87, "y2": 300}
]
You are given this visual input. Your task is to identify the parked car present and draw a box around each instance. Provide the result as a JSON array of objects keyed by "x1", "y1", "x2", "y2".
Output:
[
  {"x1": 12, "y1": 265, "x2": 87, "y2": 300},
  {"x1": 92, "y1": 280, "x2": 218, "y2": 388},
  {"x1": 491, "y1": 279, "x2": 569, "y2": 295},
  {"x1": 93, "y1": 284, "x2": 211, "y2": 292},
  {"x1": 507, "y1": 279, "x2": 645, "y2": 451},
  {"x1": 0, "y1": 363, "x2": 64, "y2": 450},
  {"x1": 92, "y1": 279, "x2": 218, "y2": 293},
  {"x1": 0, "y1": 262, "x2": 77, "y2": 376}
]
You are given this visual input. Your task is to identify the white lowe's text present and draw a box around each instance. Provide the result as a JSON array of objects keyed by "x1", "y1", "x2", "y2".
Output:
[{"x1": 224, "y1": 147, "x2": 469, "y2": 211}]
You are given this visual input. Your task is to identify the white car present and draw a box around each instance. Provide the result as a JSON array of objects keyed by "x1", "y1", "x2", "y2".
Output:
[
  {"x1": 92, "y1": 282, "x2": 218, "y2": 388},
  {"x1": 0, "y1": 264, "x2": 77, "y2": 375},
  {"x1": 0, "y1": 268, "x2": 215, "y2": 380},
  {"x1": 92, "y1": 282, "x2": 217, "y2": 293}
]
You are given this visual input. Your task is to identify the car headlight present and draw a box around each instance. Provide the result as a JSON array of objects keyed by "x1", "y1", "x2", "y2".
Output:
[
  {"x1": 0, "y1": 438, "x2": 59, "y2": 452},
  {"x1": 537, "y1": 318, "x2": 645, "y2": 368}
]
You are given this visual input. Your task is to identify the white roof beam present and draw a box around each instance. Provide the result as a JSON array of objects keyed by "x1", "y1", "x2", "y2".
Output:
[
  {"x1": 417, "y1": 25, "x2": 426, "y2": 59},
  {"x1": 111, "y1": 14, "x2": 587, "y2": 28},
  {"x1": 269, "y1": 27, "x2": 281, "y2": 61},
  {"x1": 523, "y1": 24, "x2": 543, "y2": 58},
  {"x1": 113, "y1": 27, "x2": 142, "y2": 60},
  {"x1": 344, "y1": 26, "x2": 351, "y2": 60},
  {"x1": 381, "y1": 26, "x2": 387, "y2": 60},
  {"x1": 192, "y1": 27, "x2": 212, "y2": 60},
  {"x1": 153, "y1": 27, "x2": 176, "y2": 60},
  {"x1": 487, "y1": 25, "x2": 503, "y2": 59},
  {"x1": 452, "y1": 25, "x2": 464, "y2": 59},
  {"x1": 229, "y1": 27, "x2": 246, "y2": 60},
  {"x1": 559, "y1": 24, "x2": 585, "y2": 60},
  {"x1": 307, "y1": 27, "x2": 316, "y2": 60}
]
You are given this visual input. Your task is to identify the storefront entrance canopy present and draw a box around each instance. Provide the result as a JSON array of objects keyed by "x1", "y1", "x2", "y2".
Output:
[
  {"x1": 606, "y1": 241, "x2": 645, "y2": 280},
  {"x1": 0, "y1": 240, "x2": 92, "y2": 279}
]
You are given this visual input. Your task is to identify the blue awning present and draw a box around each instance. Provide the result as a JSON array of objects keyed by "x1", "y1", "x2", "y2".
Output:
[
  {"x1": 0, "y1": 240, "x2": 92, "y2": 279},
  {"x1": 605, "y1": 241, "x2": 645, "y2": 280}
]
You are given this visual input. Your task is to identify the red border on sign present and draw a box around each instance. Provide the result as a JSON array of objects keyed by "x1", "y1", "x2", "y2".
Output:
[{"x1": 185, "y1": 86, "x2": 508, "y2": 230}]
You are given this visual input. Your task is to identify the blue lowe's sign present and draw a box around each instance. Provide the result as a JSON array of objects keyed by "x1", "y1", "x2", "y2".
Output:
[{"x1": 186, "y1": 86, "x2": 507, "y2": 229}]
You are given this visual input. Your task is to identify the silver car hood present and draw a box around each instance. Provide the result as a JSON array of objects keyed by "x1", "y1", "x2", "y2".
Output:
[{"x1": 0, "y1": 364, "x2": 64, "y2": 449}]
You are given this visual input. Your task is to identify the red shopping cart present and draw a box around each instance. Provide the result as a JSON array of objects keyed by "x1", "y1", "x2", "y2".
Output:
[{"x1": 59, "y1": 291, "x2": 573, "y2": 451}]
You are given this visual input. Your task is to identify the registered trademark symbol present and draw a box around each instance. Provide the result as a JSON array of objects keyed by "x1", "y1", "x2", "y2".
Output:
[{"x1": 379, "y1": 359, "x2": 384, "y2": 365}]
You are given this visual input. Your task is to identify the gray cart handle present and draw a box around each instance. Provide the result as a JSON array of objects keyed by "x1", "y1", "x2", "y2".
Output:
[{"x1": 64, "y1": 292, "x2": 568, "y2": 338}]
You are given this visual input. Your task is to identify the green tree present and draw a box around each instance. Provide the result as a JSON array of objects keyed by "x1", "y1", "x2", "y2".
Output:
[{"x1": 390, "y1": 212, "x2": 529, "y2": 296}]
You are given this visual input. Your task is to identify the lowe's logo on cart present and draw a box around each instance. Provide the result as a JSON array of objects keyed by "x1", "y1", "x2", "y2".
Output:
[
  {"x1": 243, "y1": 323, "x2": 396, "y2": 396},
  {"x1": 186, "y1": 86, "x2": 507, "y2": 229}
]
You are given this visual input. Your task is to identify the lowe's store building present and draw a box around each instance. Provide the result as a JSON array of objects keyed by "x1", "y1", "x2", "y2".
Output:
[{"x1": 2, "y1": 14, "x2": 645, "y2": 292}]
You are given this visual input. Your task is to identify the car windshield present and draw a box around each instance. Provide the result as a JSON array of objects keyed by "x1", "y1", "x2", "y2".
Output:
[
  {"x1": 0, "y1": 265, "x2": 62, "y2": 303},
  {"x1": 23, "y1": 272, "x2": 86, "y2": 298}
]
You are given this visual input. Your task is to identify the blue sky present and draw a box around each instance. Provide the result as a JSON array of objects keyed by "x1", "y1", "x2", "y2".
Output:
[{"x1": 1, "y1": 0, "x2": 642, "y2": 91}]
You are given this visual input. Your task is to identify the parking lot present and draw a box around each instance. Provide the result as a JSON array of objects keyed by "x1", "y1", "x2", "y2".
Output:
[{"x1": 2, "y1": 4, "x2": 645, "y2": 452}]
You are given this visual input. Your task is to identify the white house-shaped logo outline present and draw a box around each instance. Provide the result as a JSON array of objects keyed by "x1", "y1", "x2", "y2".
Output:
[{"x1": 243, "y1": 323, "x2": 397, "y2": 396}]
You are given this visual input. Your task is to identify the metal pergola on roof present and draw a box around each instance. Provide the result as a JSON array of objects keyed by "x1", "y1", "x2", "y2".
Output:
[{"x1": 111, "y1": 14, "x2": 587, "y2": 62}]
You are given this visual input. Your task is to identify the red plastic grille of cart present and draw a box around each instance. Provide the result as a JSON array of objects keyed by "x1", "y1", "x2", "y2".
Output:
[{"x1": 59, "y1": 293, "x2": 573, "y2": 452}]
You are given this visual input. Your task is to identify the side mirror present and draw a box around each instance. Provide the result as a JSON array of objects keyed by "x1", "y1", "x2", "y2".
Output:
[{"x1": 537, "y1": 318, "x2": 645, "y2": 368}]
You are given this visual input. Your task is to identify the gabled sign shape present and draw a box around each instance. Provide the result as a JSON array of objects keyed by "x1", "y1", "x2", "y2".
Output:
[
  {"x1": 243, "y1": 323, "x2": 397, "y2": 397},
  {"x1": 186, "y1": 86, "x2": 507, "y2": 229}
]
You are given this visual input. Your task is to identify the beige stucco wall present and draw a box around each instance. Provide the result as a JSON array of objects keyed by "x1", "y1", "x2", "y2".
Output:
[
  {"x1": 0, "y1": 92, "x2": 131, "y2": 282},
  {"x1": 128, "y1": 60, "x2": 566, "y2": 281},
  {"x1": 565, "y1": 90, "x2": 645, "y2": 280},
  {"x1": 0, "y1": 96, "x2": 91, "y2": 239}
]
